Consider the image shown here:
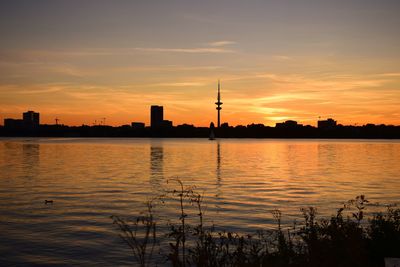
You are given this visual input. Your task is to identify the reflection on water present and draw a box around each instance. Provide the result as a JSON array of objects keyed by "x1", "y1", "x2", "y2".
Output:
[
  {"x1": 150, "y1": 144, "x2": 164, "y2": 188},
  {"x1": 0, "y1": 138, "x2": 399, "y2": 266},
  {"x1": 22, "y1": 143, "x2": 40, "y2": 177},
  {"x1": 216, "y1": 141, "x2": 222, "y2": 198}
]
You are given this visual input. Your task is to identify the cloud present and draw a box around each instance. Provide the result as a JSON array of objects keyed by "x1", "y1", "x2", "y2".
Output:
[
  {"x1": 208, "y1": 41, "x2": 236, "y2": 47},
  {"x1": 133, "y1": 47, "x2": 234, "y2": 54},
  {"x1": 112, "y1": 65, "x2": 223, "y2": 73},
  {"x1": 255, "y1": 73, "x2": 390, "y2": 91},
  {"x1": 1, "y1": 45, "x2": 235, "y2": 62},
  {"x1": 16, "y1": 87, "x2": 63, "y2": 94},
  {"x1": 147, "y1": 82, "x2": 205, "y2": 87},
  {"x1": 0, "y1": 83, "x2": 66, "y2": 94},
  {"x1": 379, "y1": 72, "x2": 400, "y2": 77},
  {"x1": 272, "y1": 55, "x2": 292, "y2": 61}
]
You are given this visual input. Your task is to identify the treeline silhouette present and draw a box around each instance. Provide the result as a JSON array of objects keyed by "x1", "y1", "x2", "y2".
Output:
[{"x1": 1, "y1": 123, "x2": 400, "y2": 138}]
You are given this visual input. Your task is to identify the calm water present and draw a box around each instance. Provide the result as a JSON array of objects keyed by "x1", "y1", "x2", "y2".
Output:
[{"x1": 1, "y1": 138, "x2": 399, "y2": 266}]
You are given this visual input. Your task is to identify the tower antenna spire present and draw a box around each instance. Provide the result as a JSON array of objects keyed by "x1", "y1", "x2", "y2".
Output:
[{"x1": 215, "y1": 80, "x2": 223, "y2": 128}]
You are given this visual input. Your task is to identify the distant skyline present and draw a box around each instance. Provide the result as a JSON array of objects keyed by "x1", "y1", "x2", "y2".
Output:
[{"x1": 1, "y1": 0, "x2": 399, "y2": 127}]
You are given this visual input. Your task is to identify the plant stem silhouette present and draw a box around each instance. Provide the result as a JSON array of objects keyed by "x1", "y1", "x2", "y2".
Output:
[{"x1": 112, "y1": 186, "x2": 400, "y2": 267}]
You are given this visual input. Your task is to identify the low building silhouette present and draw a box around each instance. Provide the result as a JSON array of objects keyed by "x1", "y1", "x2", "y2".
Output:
[
  {"x1": 221, "y1": 122, "x2": 229, "y2": 128},
  {"x1": 4, "y1": 110, "x2": 40, "y2": 130},
  {"x1": 131, "y1": 122, "x2": 145, "y2": 129},
  {"x1": 318, "y1": 118, "x2": 337, "y2": 130},
  {"x1": 276, "y1": 120, "x2": 303, "y2": 128},
  {"x1": 161, "y1": 120, "x2": 173, "y2": 128},
  {"x1": 4, "y1": 118, "x2": 24, "y2": 129}
]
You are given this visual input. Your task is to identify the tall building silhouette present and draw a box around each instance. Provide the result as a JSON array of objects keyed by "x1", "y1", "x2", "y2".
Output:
[
  {"x1": 215, "y1": 80, "x2": 223, "y2": 128},
  {"x1": 151, "y1": 105, "x2": 163, "y2": 128},
  {"x1": 23, "y1": 111, "x2": 39, "y2": 128}
]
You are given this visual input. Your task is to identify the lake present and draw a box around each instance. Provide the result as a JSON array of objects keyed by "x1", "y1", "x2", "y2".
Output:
[{"x1": 0, "y1": 138, "x2": 399, "y2": 266}]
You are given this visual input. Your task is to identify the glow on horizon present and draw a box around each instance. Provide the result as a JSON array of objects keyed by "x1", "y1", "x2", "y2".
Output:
[{"x1": 0, "y1": 1, "x2": 399, "y2": 127}]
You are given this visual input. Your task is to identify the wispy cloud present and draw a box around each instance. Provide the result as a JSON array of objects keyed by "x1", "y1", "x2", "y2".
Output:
[
  {"x1": 0, "y1": 84, "x2": 65, "y2": 94},
  {"x1": 1, "y1": 45, "x2": 236, "y2": 61},
  {"x1": 112, "y1": 65, "x2": 223, "y2": 73},
  {"x1": 272, "y1": 55, "x2": 292, "y2": 61},
  {"x1": 379, "y1": 72, "x2": 400, "y2": 77},
  {"x1": 147, "y1": 82, "x2": 205, "y2": 87},
  {"x1": 16, "y1": 87, "x2": 63, "y2": 94},
  {"x1": 133, "y1": 47, "x2": 234, "y2": 54},
  {"x1": 255, "y1": 73, "x2": 390, "y2": 91},
  {"x1": 208, "y1": 41, "x2": 236, "y2": 47}
]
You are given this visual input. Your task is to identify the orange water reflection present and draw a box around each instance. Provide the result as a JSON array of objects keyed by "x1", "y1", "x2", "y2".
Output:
[{"x1": 0, "y1": 138, "x2": 399, "y2": 263}]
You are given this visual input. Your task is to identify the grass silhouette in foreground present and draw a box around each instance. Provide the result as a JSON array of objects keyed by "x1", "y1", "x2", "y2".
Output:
[{"x1": 112, "y1": 181, "x2": 400, "y2": 267}]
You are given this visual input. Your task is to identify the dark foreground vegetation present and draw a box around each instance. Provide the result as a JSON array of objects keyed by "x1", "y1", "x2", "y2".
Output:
[{"x1": 112, "y1": 181, "x2": 400, "y2": 267}]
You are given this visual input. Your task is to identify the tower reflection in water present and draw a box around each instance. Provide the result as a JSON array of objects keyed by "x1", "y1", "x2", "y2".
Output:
[{"x1": 216, "y1": 141, "x2": 222, "y2": 199}]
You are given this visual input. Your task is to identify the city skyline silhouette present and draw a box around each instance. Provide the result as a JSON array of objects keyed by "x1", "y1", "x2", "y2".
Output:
[{"x1": 2, "y1": 81, "x2": 399, "y2": 131}]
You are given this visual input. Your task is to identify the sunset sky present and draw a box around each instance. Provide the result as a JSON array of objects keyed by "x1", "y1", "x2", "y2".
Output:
[{"x1": 1, "y1": 0, "x2": 399, "y2": 127}]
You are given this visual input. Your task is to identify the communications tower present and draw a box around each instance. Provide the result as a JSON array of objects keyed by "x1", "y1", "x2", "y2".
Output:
[{"x1": 215, "y1": 80, "x2": 223, "y2": 128}]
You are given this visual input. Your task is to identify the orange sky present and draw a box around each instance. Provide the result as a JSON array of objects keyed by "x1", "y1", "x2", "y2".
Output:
[{"x1": 1, "y1": 1, "x2": 399, "y2": 127}]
